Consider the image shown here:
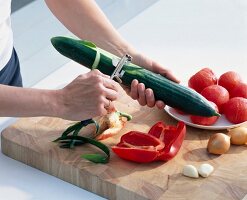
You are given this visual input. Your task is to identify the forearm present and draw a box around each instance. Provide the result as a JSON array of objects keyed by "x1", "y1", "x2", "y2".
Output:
[
  {"x1": 45, "y1": 0, "x2": 137, "y2": 58},
  {"x1": 0, "y1": 84, "x2": 59, "y2": 117}
]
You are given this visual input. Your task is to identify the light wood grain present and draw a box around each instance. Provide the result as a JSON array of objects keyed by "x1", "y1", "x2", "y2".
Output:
[{"x1": 1, "y1": 92, "x2": 247, "y2": 200}]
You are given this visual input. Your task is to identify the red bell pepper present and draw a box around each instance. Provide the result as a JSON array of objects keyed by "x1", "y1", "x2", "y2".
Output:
[
  {"x1": 112, "y1": 121, "x2": 186, "y2": 163},
  {"x1": 148, "y1": 121, "x2": 186, "y2": 161}
]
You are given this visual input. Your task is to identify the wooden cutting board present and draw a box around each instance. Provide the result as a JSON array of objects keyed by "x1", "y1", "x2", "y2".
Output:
[{"x1": 1, "y1": 92, "x2": 247, "y2": 200}]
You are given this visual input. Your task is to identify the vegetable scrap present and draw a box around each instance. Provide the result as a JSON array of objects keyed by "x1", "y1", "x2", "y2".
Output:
[
  {"x1": 96, "y1": 111, "x2": 132, "y2": 140},
  {"x1": 54, "y1": 110, "x2": 132, "y2": 164}
]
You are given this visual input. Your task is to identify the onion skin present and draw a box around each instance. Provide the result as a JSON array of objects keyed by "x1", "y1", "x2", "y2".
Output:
[
  {"x1": 228, "y1": 127, "x2": 247, "y2": 145},
  {"x1": 207, "y1": 133, "x2": 231, "y2": 155}
]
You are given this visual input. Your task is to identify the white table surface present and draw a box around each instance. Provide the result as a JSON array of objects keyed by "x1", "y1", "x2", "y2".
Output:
[{"x1": 1, "y1": 0, "x2": 247, "y2": 199}]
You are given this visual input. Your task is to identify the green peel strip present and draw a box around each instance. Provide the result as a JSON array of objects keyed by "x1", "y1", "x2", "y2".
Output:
[
  {"x1": 91, "y1": 48, "x2": 100, "y2": 69},
  {"x1": 55, "y1": 135, "x2": 110, "y2": 164}
]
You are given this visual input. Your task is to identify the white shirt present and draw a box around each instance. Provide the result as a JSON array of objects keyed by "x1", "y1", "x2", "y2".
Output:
[{"x1": 0, "y1": 0, "x2": 13, "y2": 71}]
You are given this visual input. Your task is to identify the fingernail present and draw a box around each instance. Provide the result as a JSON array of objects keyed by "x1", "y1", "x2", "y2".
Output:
[{"x1": 146, "y1": 90, "x2": 151, "y2": 97}]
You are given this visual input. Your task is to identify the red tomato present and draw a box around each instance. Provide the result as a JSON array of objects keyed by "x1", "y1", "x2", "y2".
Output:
[
  {"x1": 200, "y1": 85, "x2": 229, "y2": 113},
  {"x1": 190, "y1": 102, "x2": 219, "y2": 125},
  {"x1": 188, "y1": 68, "x2": 217, "y2": 93},
  {"x1": 230, "y1": 82, "x2": 247, "y2": 98},
  {"x1": 224, "y1": 97, "x2": 247, "y2": 124},
  {"x1": 218, "y1": 71, "x2": 242, "y2": 93}
]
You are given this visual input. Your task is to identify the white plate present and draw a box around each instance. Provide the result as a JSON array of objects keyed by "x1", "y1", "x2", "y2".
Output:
[{"x1": 164, "y1": 106, "x2": 246, "y2": 130}]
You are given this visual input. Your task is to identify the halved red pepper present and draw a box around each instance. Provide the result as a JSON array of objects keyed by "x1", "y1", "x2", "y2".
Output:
[
  {"x1": 112, "y1": 121, "x2": 186, "y2": 163},
  {"x1": 112, "y1": 131, "x2": 165, "y2": 163},
  {"x1": 148, "y1": 121, "x2": 186, "y2": 161}
]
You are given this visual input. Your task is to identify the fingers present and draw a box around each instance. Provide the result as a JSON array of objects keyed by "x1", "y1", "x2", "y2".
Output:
[
  {"x1": 145, "y1": 89, "x2": 155, "y2": 107},
  {"x1": 94, "y1": 70, "x2": 118, "y2": 111},
  {"x1": 95, "y1": 98, "x2": 115, "y2": 117},
  {"x1": 156, "y1": 100, "x2": 165, "y2": 109},
  {"x1": 130, "y1": 79, "x2": 138, "y2": 99},
  {"x1": 102, "y1": 98, "x2": 115, "y2": 113},
  {"x1": 90, "y1": 69, "x2": 120, "y2": 92},
  {"x1": 156, "y1": 68, "x2": 180, "y2": 83},
  {"x1": 99, "y1": 76, "x2": 120, "y2": 101},
  {"x1": 88, "y1": 69, "x2": 120, "y2": 101},
  {"x1": 137, "y1": 83, "x2": 146, "y2": 106},
  {"x1": 151, "y1": 62, "x2": 180, "y2": 83},
  {"x1": 104, "y1": 87, "x2": 118, "y2": 101},
  {"x1": 163, "y1": 71, "x2": 180, "y2": 83},
  {"x1": 130, "y1": 80, "x2": 158, "y2": 108},
  {"x1": 102, "y1": 78, "x2": 120, "y2": 92},
  {"x1": 91, "y1": 69, "x2": 109, "y2": 78},
  {"x1": 91, "y1": 70, "x2": 166, "y2": 109}
]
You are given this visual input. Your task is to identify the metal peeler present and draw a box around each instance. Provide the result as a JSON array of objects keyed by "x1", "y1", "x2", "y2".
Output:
[
  {"x1": 111, "y1": 54, "x2": 132, "y2": 83},
  {"x1": 81, "y1": 54, "x2": 132, "y2": 124}
]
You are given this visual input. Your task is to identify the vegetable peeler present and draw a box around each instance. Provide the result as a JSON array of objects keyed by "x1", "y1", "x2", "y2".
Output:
[
  {"x1": 80, "y1": 54, "x2": 132, "y2": 129},
  {"x1": 111, "y1": 54, "x2": 132, "y2": 83}
]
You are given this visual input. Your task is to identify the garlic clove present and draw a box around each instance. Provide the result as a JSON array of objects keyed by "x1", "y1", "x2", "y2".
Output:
[
  {"x1": 183, "y1": 165, "x2": 199, "y2": 178},
  {"x1": 198, "y1": 163, "x2": 214, "y2": 178}
]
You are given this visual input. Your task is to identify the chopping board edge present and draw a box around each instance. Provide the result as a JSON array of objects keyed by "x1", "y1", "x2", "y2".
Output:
[{"x1": 1, "y1": 130, "x2": 153, "y2": 200}]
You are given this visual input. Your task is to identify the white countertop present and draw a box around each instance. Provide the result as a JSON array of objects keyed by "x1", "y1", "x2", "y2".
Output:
[{"x1": 1, "y1": 0, "x2": 247, "y2": 199}]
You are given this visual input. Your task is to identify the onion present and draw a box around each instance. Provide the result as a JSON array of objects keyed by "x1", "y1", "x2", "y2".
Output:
[
  {"x1": 228, "y1": 127, "x2": 247, "y2": 145},
  {"x1": 207, "y1": 133, "x2": 230, "y2": 155}
]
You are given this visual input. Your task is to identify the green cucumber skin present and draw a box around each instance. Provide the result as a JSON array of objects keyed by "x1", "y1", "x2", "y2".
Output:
[
  {"x1": 121, "y1": 66, "x2": 216, "y2": 116},
  {"x1": 51, "y1": 36, "x2": 218, "y2": 117},
  {"x1": 51, "y1": 37, "x2": 97, "y2": 67}
]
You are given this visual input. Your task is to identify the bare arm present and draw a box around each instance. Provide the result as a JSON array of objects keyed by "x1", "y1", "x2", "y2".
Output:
[
  {"x1": 0, "y1": 1, "x2": 176, "y2": 119},
  {"x1": 0, "y1": 84, "x2": 58, "y2": 117},
  {"x1": 0, "y1": 70, "x2": 119, "y2": 120},
  {"x1": 45, "y1": 0, "x2": 137, "y2": 60},
  {"x1": 45, "y1": 0, "x2": 179, "y2": 109}
]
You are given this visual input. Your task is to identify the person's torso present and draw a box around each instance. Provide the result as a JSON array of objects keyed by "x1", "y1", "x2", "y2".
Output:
[{"x1": 0, "y1": 0, "x2": 13, "y2": 71}]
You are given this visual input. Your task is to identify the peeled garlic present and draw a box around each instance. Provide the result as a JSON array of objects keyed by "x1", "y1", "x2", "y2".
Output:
[
  {"x1": 182, "y1": 165, "x2": 199, "y2": 178},
  {"x1": 198, "y1": 163, "x2": 214, "y2": 178}
]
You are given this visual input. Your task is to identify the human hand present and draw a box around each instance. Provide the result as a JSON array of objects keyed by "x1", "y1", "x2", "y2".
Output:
[
  {"x1": 128, "y1": 53, "x2": 180, "y2": 109},
  {"x1": 56, "y1": 69, "x2": 120, "y2": 121}
]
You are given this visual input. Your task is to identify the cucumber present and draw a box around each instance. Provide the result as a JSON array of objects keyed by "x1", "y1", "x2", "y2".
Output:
[{"x1": 51, "y1": 36, "x2": 219, "y2": 117}]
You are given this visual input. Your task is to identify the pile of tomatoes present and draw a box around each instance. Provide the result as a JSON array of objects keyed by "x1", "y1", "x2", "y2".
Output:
[{"x1": 186, "y1": 68, "x2": 247, "y2": 125}]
